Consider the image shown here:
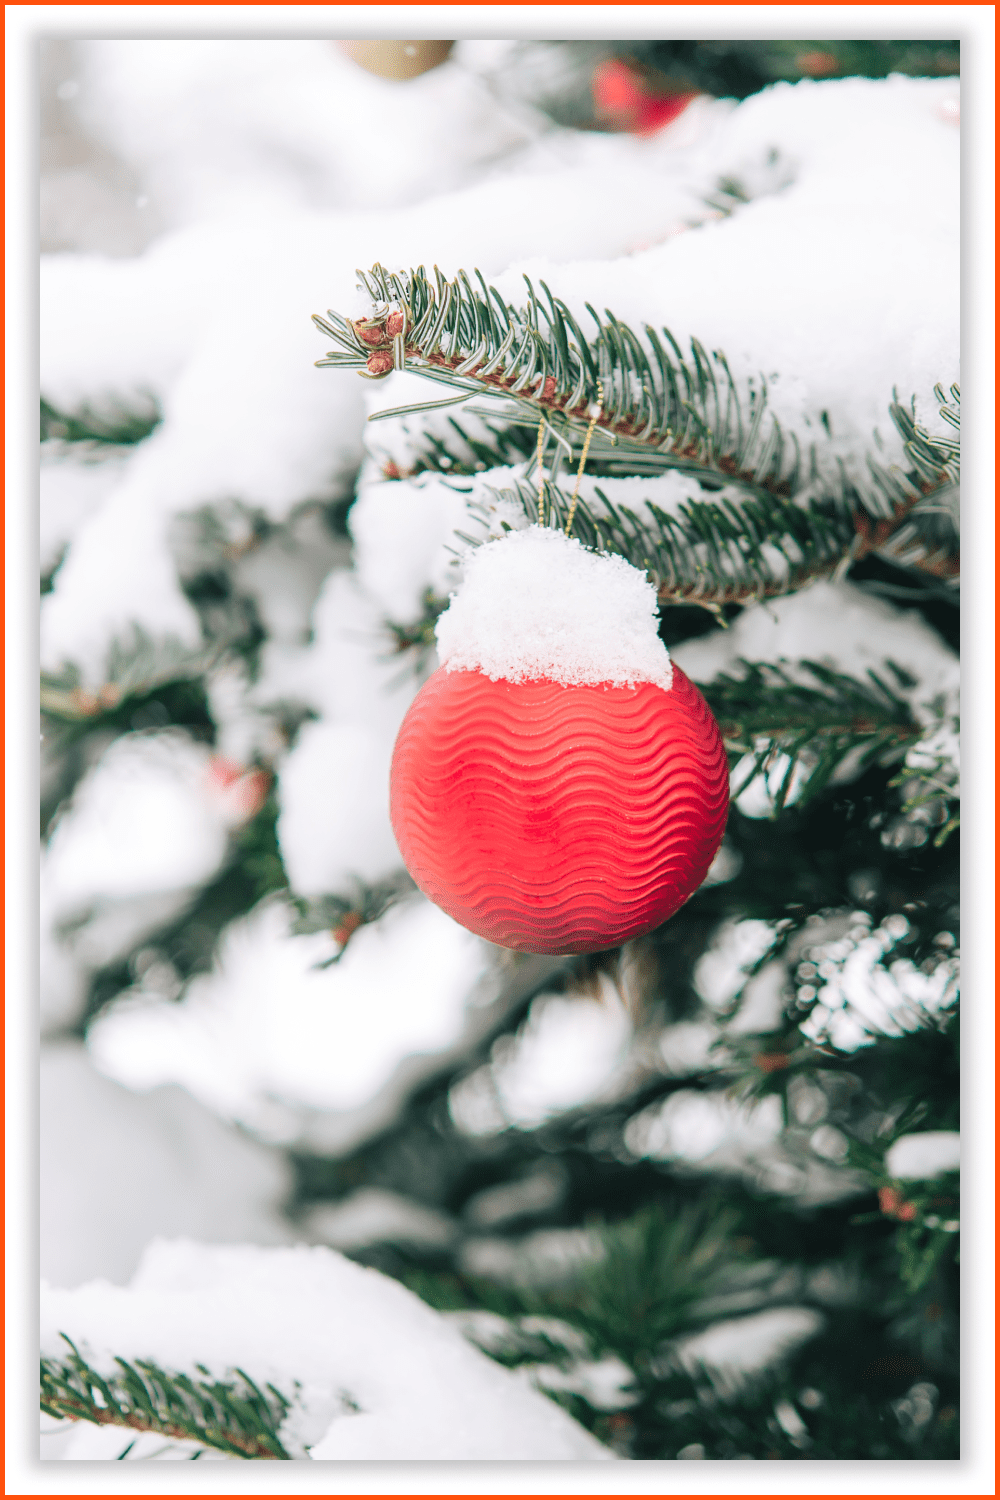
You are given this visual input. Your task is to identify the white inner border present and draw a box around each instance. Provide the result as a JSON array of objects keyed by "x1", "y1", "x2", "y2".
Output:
[{"x1": 8, "y1": 6, "x2": 994, "y2": 1496}]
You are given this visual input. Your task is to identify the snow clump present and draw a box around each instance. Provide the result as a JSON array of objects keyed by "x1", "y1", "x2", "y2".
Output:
[
  {"x1": 435, "y1": 525, "x2": 673, "y2": 689},
  {"x1": 885, "y1": 1131, "x2": 960, "y2": 1181},
  {"x1": 41, "y1": 1238, "x2": 612, "y2": 1460}
]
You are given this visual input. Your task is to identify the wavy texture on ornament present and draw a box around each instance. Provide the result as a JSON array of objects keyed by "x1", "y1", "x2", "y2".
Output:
[{"x1": 390, "y1": 668, "x2": 729, "y2": 955}]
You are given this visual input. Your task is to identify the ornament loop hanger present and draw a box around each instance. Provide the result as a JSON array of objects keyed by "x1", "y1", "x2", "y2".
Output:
[{"x1": 535, "y1": 382, "x2": 604, "y2": 536}]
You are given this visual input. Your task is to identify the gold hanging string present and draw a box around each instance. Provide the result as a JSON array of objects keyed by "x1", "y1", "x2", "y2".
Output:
[
  {"x1": 535, "y1": 411, "x2": 548, "y2": 525},
  {"x1": 564, "y1": 380, "x2": 603, "y2": 538}
]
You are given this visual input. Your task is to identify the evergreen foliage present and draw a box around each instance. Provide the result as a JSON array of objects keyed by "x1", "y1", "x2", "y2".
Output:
[
  {"x1": 479, "y1": 40, "x2": 958, "y2": 136},
  {"x1": 41, "y1": 394, "x2": 161, "y2": 446},
  {"x1": 315, "y1": 264, "x2": 960, "y2": 840},
  {"x1": 40, "y1": 63, "x2": 960, "y2": 1461},
  {"x1": 41, "y1": 1336, "x2": 291, "y2": 1458},
  {"x1": 315, "y1": 263, "x2": 959, "y2": 587},
  {"x1": 631, "y1": 38, "x2": 960, "y2": 98}
]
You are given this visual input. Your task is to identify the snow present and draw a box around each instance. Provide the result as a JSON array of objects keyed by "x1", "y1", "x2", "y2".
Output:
[
  {"x1": 301, "y1": 1189, "x2": 456, "y2": 1254},
  {"x1": 435, "y1": 525, "x2": 673, "y2": 688},
  {"x1": 694, "y1": 918, "x2": 779, "y2": 1009},
  {"x1": 690, "y1": 911, "x2": 958, "y2": 1057},
  {"x1": 44, "y1": 730, "x2": 231, "y2": 911},
  {"x1": 624, "y1": 1088, "x2": 784, "y2": 1167},
  {"x1": 673, "y1": 580, "x2": 958, "y2": 724},
  {"x1": 527, "y1": 1354, "x2": 639, "y2": 1413},
  {"x1": 797, "y1": 912, "x2": 959, "y2": 1051},
  {"x1": 450, "y1": 1298, "x2": 824, "y2": 1414},
  {"x1": 203, "y1": 657, "x2": 284, "y2": 768},
  {"x1": 343, "y1": 461, "x2": 717, "y2": 680},
  {"x1": 265, "y1": 568, "x2": 421, "y2": 736},
  {"x1": 348, "y1": 466, "x2": 472, "y2": 623},
  {"x1": 33, "y1": 59, "x2": 964, "y2": 1460},
  {"x1": 39, "y1": 246, "x2": 206, "y2": 407},
  {"x1": 464, "y1": 1162, "x2": 566, "y2": 1228},
  {"x1": 490, "y1": 978, "x2": 634, "y2": 1124},
  {"x1": 459, "y1": 1228, "x2": 603, "y2": 1289},
  {"x1": 40, "y1": 1043, "x2": 292, "y2": 1288},
  {"x1": 673, "y1": 578, "x2": 960, "y2": 807},
  {"x1": 38, "y1": 919, "x2": 89, "y2": 1036},
  {"x1": 656, "y1": 1021, "x2": 719, "y2": 1075},
  {"x1": 276, "y1": 720, "x2": 401, "y2": 893},
  {"x1": 55, "y1": 1425, "x2": 231, "y2": 1460},
  {"x1": 87, "y1": 895, "x2": 489, "y2": 1143},
  {"x1": 39, "y1": 75, "x2": 958, "y2": 689},
  {"x1": 39, "y1": 441, "x2": 133, "y2": 577},
  {"x1": 490, "y1": 76, "x2": 959, "y2": 462},
  {"x1": 725, "y1": 961, "x2": 789, "y2": 1035},
  {"x1": 449, "y1": 976, "x2": 633, "y2": 1134},
  {"x1": 225, "y1": 505, "x2": 351, "y2": 649},
  {"x1": 267, "y1": 571, "x2": 423, "y2": 895},
  {"x1": 40, "y1": 731, "x2": 235, "y2": 1018},
  {"x1": 40, "y1": 458, "x2": 204, "y2": 681},
  {"x1": 41, "y1": 1238, "x2": 611, "y2": 1460},
  {"x1": 731, "y1": 747, "x2": 815, "y2": 819},
  {"x1": 885, "y1": 1131, "x2": 960, "y2": 1181},
  {"x1": 72, "y1": 40, "x2": 535, "y2": 224},
  {"x1": 674, "y1": 1307, "x2": 825, "y2": 1398}
]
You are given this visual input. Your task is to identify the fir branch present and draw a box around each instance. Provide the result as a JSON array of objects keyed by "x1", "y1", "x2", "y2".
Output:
[
  {"x1": 290, "y1": 871, "x2": 417, "y2": 961},
  {"x1": 40, "y1": 1336, "x2": 291, "y2": 1459},
  {"x1": 466, "y1": 474, "x2": 853, "y2": 607},
  {"x1": 41, "y1": 395, "x2": 161, "y2": 446},
  {"x1": 41, "y1": 628, "x2": 216, "y2": 722},
  {"x1": 564, "y1": 1204, "x2": 739, "y2": 1367},
  {"x1": 315, "y1": 266, "x2": 959, "y2": 575},
  {"x1": 315, "y1": 265, "x2": 807, "y2": 502},
  {"x1": 378, "y1": 413, "x2": 538, "y2": 482},
  {"x1": 887, "y1": 761, "x2": 960, "y2": 848},
  {"x1": 851, "y1": 386, "x2": 960, "y2": 581},
  {"x1": 700, "y1": 659, "x2": 923, "y2": 812}
]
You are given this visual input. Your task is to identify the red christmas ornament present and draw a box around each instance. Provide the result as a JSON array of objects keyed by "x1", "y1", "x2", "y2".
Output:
[
  {"x1": 390, "y1": 664, "x2": 729, "y2": 955},
  {"x1": 591, "y1": 57, "x2": 697, "y2": 136}
]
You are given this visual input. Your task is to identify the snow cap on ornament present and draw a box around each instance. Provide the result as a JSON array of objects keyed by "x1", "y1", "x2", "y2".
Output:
[
  {"x1": 390, "y1": 526, "x2": 730, "y2": 956},
  {"x1": 435, "y1": 525, "x2": 673, "y2": 690}
]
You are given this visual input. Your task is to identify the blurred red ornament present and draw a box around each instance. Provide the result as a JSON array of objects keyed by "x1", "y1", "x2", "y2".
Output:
[
  {"x1": 879, "y1": 1185, "x2": 918, "y2": 1222},
  {"x1": 591, "y1": 57, "x2": 697, "y2": 135},
  {"x1": 389, "y1": 665, "x2": 729, "y2": 955},
  {"x1": 206, "y1": 756, "x2": 271, "y2": 826},
  {"x1": 206, "y1": 755, "x2": 244, "y2": 790}
]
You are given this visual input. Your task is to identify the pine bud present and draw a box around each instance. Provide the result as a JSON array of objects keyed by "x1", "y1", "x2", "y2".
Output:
[
  {"x1": 365, "y1": 349, "x2": 394, "y2": 378},
  {"x1": 353, "y1": 318, "x2": 390, "y2": 348},
  {"x1": 384, "y1": 309, "x2": 407, "y2": 339},
  {"x1": 754, "y1": 1051, "x2": 791, "y2": 1073},
  {"x1": 332, "y1": 910, "x2": 364, "y2": 947}
]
